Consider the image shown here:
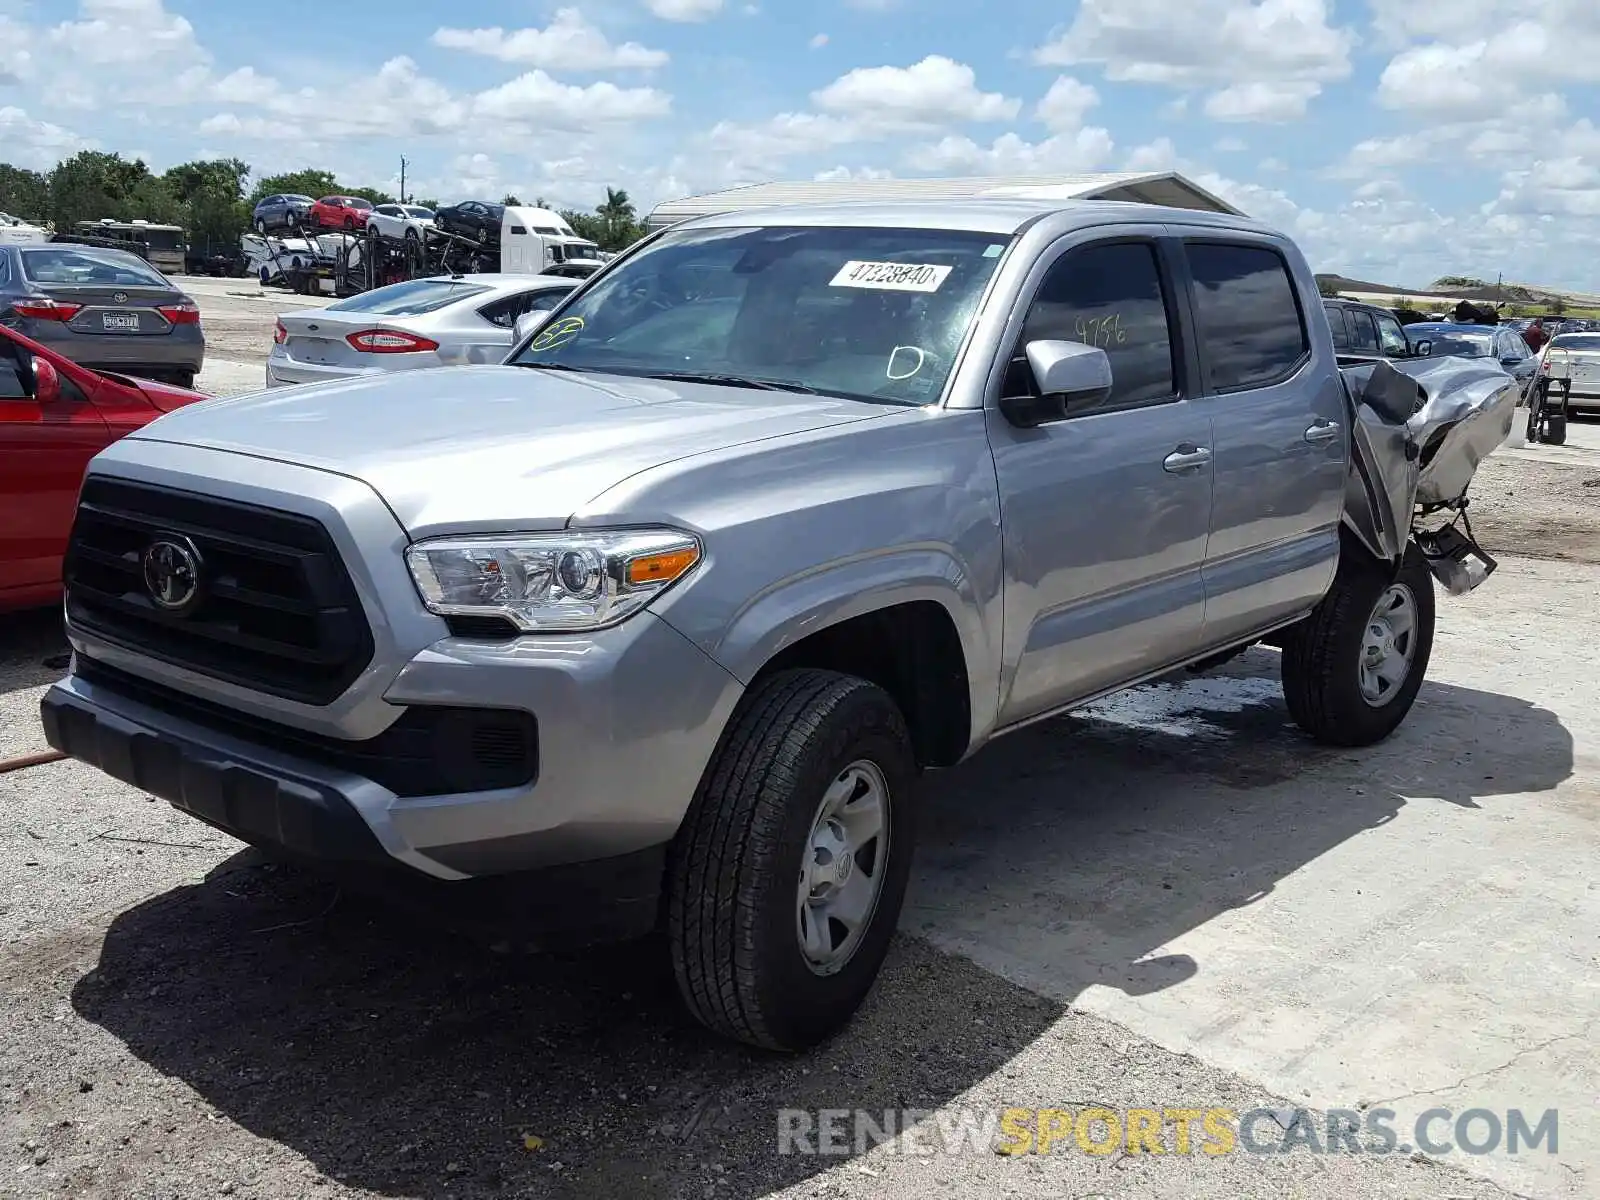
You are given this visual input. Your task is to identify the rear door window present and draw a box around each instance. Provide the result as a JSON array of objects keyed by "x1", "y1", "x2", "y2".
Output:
[
  {"x1": 1184, "y1": 242, "x2": 1310, "y2": 392},
  {"x1": 1324, "y1": 304, "x2": 1351, "y2": 351}
]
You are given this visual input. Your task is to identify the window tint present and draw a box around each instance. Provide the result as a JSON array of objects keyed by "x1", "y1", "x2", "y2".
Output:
[
  {"x1": 1348, "y1": 310, "x2": 1379, "y2": 353},
  {"x1": 527, "y1": 287, "x2": 571, "y2": 312},
  {"x1": 1003, "y1": 240, "x2": 1176, "y2": 410},
  {"x1": 21, "y1": 247, "x2": 167, "y2": 286},
  {"x1": 0, "y1": 347, "x2": 27, "y2": 399},
  {"x1": 0, "y1": 251, "x2": 9, "y2": 285},
  {"x1": 1185, "y1": 242, "x2": 1309, "y2": 391},
  {"x1": 1374, "y1": 313, "x2": 1409, "y2": 356}
]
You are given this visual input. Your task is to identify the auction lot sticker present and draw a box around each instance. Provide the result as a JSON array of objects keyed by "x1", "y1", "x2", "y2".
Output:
[{"x1": 830, "y1": 260, "x2": 952, "y2": 292}]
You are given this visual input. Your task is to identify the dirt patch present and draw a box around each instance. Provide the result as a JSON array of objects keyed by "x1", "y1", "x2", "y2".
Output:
[{"x1": 1460, "y1": 451, "x2": 1600, "y2": 564}]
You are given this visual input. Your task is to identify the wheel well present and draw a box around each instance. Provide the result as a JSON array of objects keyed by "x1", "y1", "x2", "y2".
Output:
[{"x1": 754, "y1": 601, "x2": 971, "y2": 769}]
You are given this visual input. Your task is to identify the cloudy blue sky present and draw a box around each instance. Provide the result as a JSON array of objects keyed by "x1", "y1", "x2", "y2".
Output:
[{"x1": 3, "y1": 0, "x2": 1598, "y2": 290}]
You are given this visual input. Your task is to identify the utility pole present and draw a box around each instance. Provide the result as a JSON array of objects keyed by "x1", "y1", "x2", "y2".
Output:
[{"x1": 400, "y1": 157, "x2": 409, "y2": 204}]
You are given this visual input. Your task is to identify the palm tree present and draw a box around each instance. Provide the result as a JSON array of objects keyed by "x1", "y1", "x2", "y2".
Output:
[{"x1": 595, "y1": 187, "x2": 637, "y2": 249}]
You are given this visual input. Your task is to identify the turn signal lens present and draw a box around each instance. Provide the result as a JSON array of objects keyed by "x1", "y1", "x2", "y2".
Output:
[{"x1": 626, "y1": 546, "x2": 700, "y2": 587}]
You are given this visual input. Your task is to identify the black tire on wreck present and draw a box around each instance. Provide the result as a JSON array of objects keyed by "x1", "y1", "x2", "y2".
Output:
[
  {"x1": 667, "y1": 669, "x2": 917, "y2": 1051},
  {"x1": 1281, "y1": 541, "x2": 1436, "y2": 747}
]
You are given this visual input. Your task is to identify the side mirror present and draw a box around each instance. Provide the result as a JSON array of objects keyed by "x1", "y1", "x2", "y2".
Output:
[
  {"x1": 32, "y1": 356, "x2": 61, "y2": 404},
  {"x1": 1500, "y1": 355, "x2": 1520, "y2": 366},
  {"x1": 513, "y1": 310, "x2": 552, "y2": 343},
  {"x1": 999, "y1": 340, "x2": 1113, "y2": 428},
  {"x1": 1413, "y1": 340, "x2": 1432, "y2": 357}
]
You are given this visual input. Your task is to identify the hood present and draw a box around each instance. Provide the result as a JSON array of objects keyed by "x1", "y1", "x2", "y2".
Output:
[{"x1": 129, "y1": 365, "x2": 892, "y2": 536}]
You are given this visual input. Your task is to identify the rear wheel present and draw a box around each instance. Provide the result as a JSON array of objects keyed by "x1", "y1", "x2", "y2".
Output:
[
  {"x1": 253, "y1": 218, "x2": 267, "y2": 235},
  {"x1": 1281, "y1": 542, "x2": 1435, "y2": 747},
  {"x1": 667, "y1": 669, "x2": 916, "y2": 1051}
]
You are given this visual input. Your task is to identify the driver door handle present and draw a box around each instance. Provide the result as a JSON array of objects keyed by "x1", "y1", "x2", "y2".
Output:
[
  {"x1": 1304, "y1": 419, "x2": 1341, "y2": 444},
  {"x1": 1162, "y1": 445, "x2": 1211, "y2": 473}
]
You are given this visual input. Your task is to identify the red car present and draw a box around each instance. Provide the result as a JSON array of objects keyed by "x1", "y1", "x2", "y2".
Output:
[
  {"x1": 0, "y1": 323, "x2": 207, "y2": 612},
  {"x1": 307, "y1": 195, "x2": 374, "y2": 231}
]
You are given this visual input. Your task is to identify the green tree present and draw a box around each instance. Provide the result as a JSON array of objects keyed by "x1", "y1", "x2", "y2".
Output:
[
  {"x1": 342, "y1": 185, "x2": 396, "y2": 205},
  {"x1": 502, "y1": 193, "x2": 522, "y2": 205},
  {"x1": 164, "y1": 158, "x2": 249, "y2": 203},
  {"x1": 0, "y1": 163, "x2": 50, "y2": 221},
  {"x1": 559, "y1": 208, "x2": 605, "y2": 243},
  {"x1": 1549, "y1": 295, "x2": 1568, "y2": 315},
  {"x1": 594, "y1": 186, "x2": 641, "y2": 250},
  {"x1": 249, "y1": 169, "x2": 337, "y2": 203},
  {"x1": 1432, "y1": 275, "x2": 1487, "y2": 289},
  {"x1": 47, "y1": 150, "x2": 156, "y2": 229},
  {"x1": 1315, "y1": 276, "x2": 1343, "y2": 298}
]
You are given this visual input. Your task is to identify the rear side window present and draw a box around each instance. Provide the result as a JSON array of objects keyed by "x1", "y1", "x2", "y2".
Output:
[
  {"x1": 1003, "y1": 240, "x2": 1177, "y2": 411},
  {"x1": 325, "y1": 278, "x2": 491, "y2": 316},
  {"x1": 1185, "y1": 242, "x2": 1309, "y2": 392}
]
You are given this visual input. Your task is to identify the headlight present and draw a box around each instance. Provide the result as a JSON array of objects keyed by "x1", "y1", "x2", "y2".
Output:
[{"x1": 405, "y1": 529, "x2": 701, "y2": 633}]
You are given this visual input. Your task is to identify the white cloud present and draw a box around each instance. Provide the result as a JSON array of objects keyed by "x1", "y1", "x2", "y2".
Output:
[
  {"x1": 46, "y1": 0, "x2": 206, "y2": 67},
  {"x1": 1034, "y1": 0, "x2": 1353, "y2": 122},
  {"x1": 812, "y1": 56, "x2": 1019, "y2": 124},
  {"x1": 644, "y1": 0, "x2": 724, "y2": 22},
  {"x1": 813, "y1": 165, "x2": 894, "y2": 183},
  {"x1": 905, "y1": 128, "x2": 1116, "y2": 175},
  {"x1": 0, "y1": 106, "x2": 96, "y2": 170},
  {"x1": 1203, "y1": 80, "x2": 1320, "y2": 122},
  {"x1": 1034, "y1": 77, "x2": 1099, "y2": 133},
  {"x1": 809, "y1": 33, "x2": 828, "y2": 49},
  {"x1": 1122, "y1": 137, "x2": 1178, "y2": 172},
  {"x1": 1214, "y1": 137, "x2": 1249, "y2": 153},
  {"x1": 472, "y1": 71, "x2": 672, "y2": 130},
  {"x1": 431, "y1": 9, "x2": 668, "y2": 71}
]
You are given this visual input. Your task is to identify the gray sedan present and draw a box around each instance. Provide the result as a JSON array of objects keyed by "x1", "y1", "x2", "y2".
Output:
[
  {"x1": 266, "y1": 274, "x2": 578, "y2": 388},
  {"x1": 0, "y1": 243, "x2": 205, "y2": 387}
]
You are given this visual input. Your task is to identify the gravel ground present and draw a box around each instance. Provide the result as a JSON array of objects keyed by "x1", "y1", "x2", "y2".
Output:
[{"x1": 1, "y1": 310, "x2": 1596, "y2": 1198}]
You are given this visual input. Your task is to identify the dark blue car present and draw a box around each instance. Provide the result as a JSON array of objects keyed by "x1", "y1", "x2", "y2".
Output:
[
  {"x1": 251, "y1": 194, "x2": 314, "y2": 235},
  {"x1": 1406, "y1": 322, "x2": 1540, "y2": 397}
]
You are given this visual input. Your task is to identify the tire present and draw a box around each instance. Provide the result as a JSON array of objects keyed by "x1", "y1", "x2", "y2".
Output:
[
  {"x1": 344, "y1": 217, "x2": 355, "y2": 230},
  {"x1": 667, "y1": 669, "x2": 917, "y2": 1051},
  {"x1": 404, "y1": 227, "x2": 420, "y2": 243},
  {"x1": 253, "y1": 218, "x2": 267, "y2": 235},
  {"x1": 1545, "y1": 413, "x2": 1567, "y2": 445},
  {"x1": 170, "y1": 370, "x2": 197, "y2": 390},
  {"x1": 1280, "y1": 541, "x2": 1435, "y2": 747}
]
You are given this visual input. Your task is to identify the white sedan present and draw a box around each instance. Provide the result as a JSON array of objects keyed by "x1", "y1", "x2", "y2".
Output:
[
  {"x1": 1537, "y1": 332, "x2": 1600, "y2": 413},
  {"x1": 266, "y1": 273, "x2": 577, "y2": 388},
  {"x1": 366, "y1": 204, "x2": 436, "y2": 241}
]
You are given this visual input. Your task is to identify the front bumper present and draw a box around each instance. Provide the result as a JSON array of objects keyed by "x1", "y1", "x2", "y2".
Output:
[{"x1": 40, "y1": 632, "x2": 732, "y2": 947}]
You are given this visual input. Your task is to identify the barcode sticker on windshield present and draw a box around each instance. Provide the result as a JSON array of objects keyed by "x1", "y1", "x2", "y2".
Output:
[{"x1": 830, "y1": 260, "x2": 952, "y2": 293}]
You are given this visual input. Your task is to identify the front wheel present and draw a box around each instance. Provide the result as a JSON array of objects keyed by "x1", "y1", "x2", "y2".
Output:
[
  {"x1": 1280, "y1": 541, "x2": 1435, "y2": 747},
  {"x1": 667, "y1": 670, "x2": 916, "y2": 1051}
]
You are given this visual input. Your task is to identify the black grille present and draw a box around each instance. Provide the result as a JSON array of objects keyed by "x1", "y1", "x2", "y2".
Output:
[
  {"x1": 445, "y1": 614, "x2": 520, "y2": 640},
  {"x1": 64, "y1": 478, "x2": 374, "y2": 706},
  {"x1": 75, "y1": 656, "x2": 538, "y2": 798}
]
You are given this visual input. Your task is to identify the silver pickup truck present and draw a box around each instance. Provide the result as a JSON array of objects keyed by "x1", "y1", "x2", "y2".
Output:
[{"x1": 40, "y1": 200, "x2": 1515, "y2": 1051}]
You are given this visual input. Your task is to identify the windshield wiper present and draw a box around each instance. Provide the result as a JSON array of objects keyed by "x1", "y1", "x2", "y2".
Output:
[
  {"x1": 513, "y1": 360, "x2": 588, "y2": 373},
  {"x1": 642, "y1": 370, "x2": 821, "y2": 395}
]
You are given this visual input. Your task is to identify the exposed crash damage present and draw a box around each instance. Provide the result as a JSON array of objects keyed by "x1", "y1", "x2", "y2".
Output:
[{"x1": 1341, "y1": 356, "x2": 1518, "y2": 594}]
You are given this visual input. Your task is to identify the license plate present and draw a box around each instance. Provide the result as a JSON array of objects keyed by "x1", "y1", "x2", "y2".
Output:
[{"x1": 102, "y1": 312, "x2": 139, "y2": 331}]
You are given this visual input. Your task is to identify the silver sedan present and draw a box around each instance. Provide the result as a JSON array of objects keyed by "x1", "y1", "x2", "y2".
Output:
[{"x1": 266, "y1": 273, "x2": 577, "y2": 388}]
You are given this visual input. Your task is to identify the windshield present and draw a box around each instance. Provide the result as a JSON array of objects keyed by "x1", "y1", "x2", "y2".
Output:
[
  {"x1": 510, "y1": 224, "x2": 1011, "y2": 405},
  {"x1": 405, "y1": 207, "x2": 435, "y2": 218},
  {"x1": 323, "y1": 277, "x2": 492, "y2": 315},
  {"x1": 1415, "y1": 329, "x2": 1492, "y2": 357},
  {"x1": 140, "y1": 228, "x2": 183, "y2": 249},
  {"x1": 21, "y1": 246, "x2": 169, "y2": 286},
  {"x1": 1550, "y1": 334, "x2": 1600, "y2": 351}
]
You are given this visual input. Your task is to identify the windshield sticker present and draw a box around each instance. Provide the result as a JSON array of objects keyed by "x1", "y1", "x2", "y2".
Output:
[
  {"x1": 830, "y1": 260, "x2": 952, "y2": 293},
  {"x1": 529, "y1": 315, "x2": 584, "y2": 351},
  {"x1": 886, "y1": 345, "x2": 927, "y2": 381},
  {"x1": 983, "y1": 244, "x2": 1005, "y2": 258}
]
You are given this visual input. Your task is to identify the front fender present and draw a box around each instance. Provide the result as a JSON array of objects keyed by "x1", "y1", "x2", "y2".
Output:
[{"x1": 668, "y1": 546, "x2": 999, "y2": 749}]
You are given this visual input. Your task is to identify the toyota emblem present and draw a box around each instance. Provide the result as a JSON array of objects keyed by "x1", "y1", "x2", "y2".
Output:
[
  {"x1": 141, "y1": 536, "x2": 203, "y2": 614},
  {"x1": 112, "y1": 291, "x2": 128, "y2": 304}
]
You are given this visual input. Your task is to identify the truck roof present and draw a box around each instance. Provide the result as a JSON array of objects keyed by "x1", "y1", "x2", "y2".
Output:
[{"x1": 684, "y1": 197, "x2": 1281, "y2": 238}]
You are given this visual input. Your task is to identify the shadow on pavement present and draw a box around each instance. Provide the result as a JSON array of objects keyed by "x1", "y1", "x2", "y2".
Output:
[
  {"x1": 70, "y1": 650, "x2": 1573, "y2": 1198},
  {"x1": 0, "y1": 607, "x2": 70, "y2": 695}
]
